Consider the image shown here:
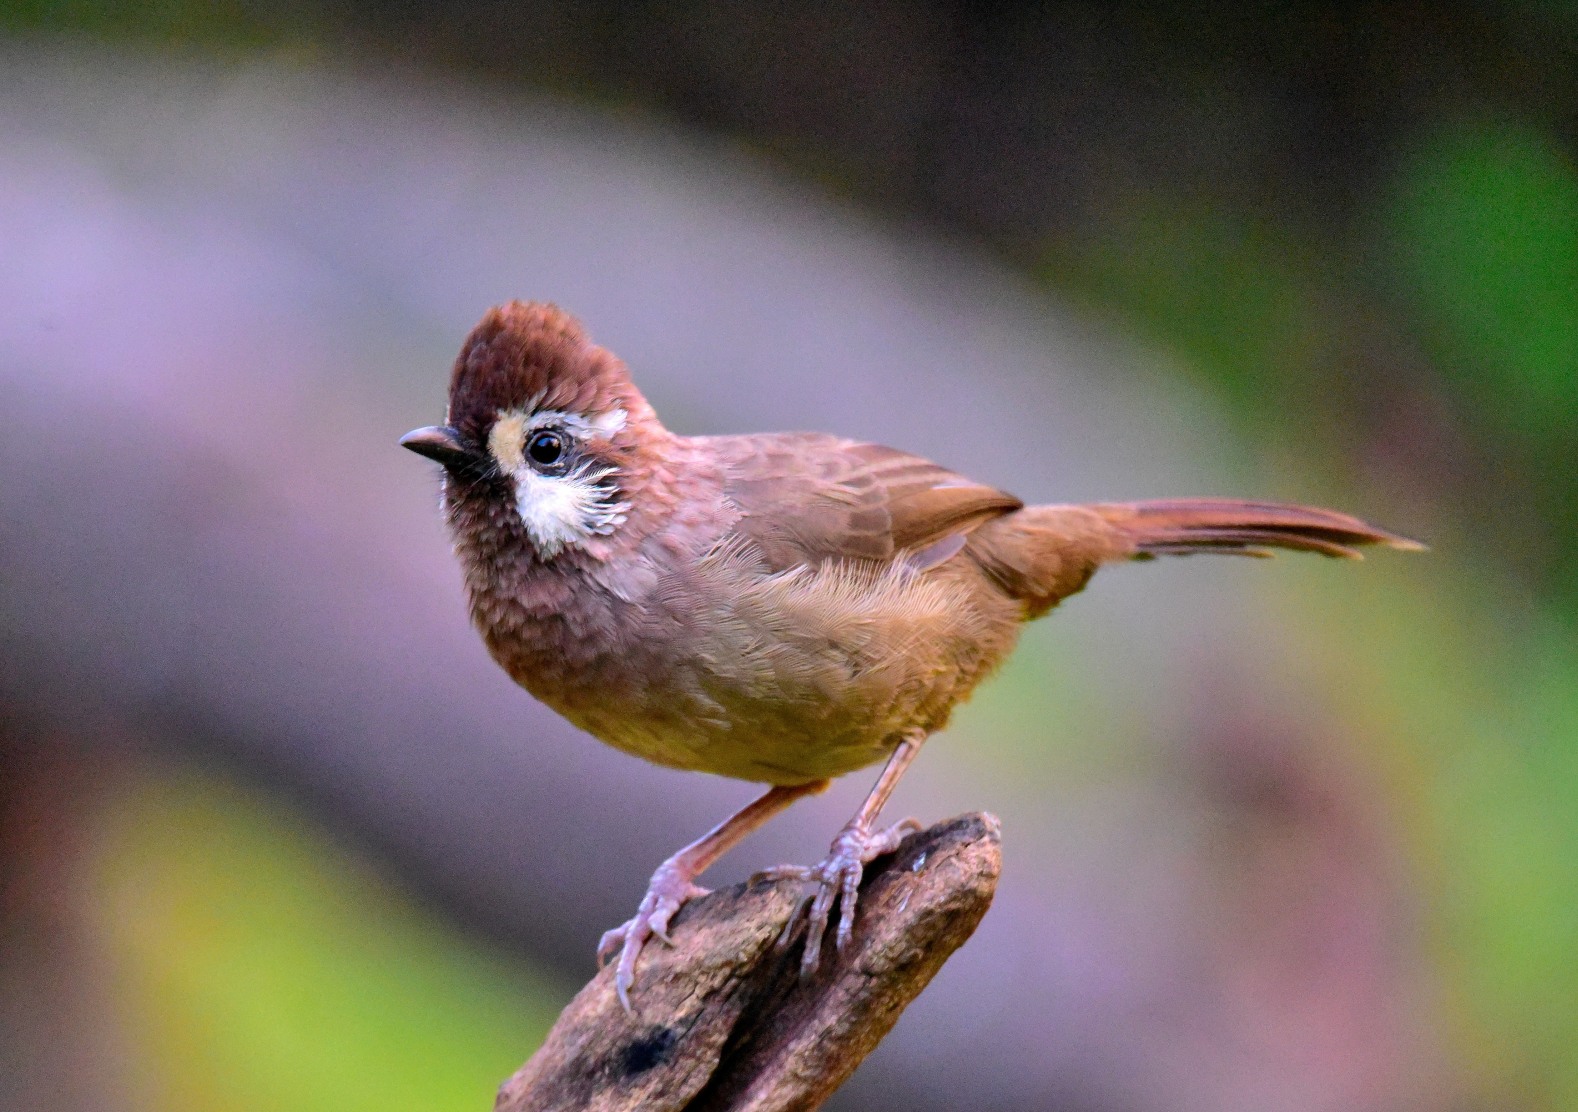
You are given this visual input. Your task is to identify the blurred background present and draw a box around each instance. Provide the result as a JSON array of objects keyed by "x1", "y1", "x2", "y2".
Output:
[{"x1": 1, "y1": 4, "x2": 1574, "y2": 1110}]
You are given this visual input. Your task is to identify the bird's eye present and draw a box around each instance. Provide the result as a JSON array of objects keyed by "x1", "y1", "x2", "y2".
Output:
[{"x1": 525, "y1": 429, "x2": 566, "y2": 468}]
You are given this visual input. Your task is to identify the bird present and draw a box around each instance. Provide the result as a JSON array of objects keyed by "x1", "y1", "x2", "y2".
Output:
[{"x1": 400, "y1": 300, "x2": 1421, "y2": 1012}]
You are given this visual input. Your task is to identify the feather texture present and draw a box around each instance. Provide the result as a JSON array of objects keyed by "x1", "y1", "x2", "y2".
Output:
[
  {"x1": 427, "y1": 302, "x2": 1422, "y2": 785},
  {"x1": 705, "y1": 432, "x2": 1022, "y2": 570},
  {"x1": 1094, "y1": 499, "x2": 1425, "y2": 560}
]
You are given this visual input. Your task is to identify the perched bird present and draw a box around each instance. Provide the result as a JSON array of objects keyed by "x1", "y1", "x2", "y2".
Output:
[{"x1": 401, "y1": 301, "x2": 1420, "y2": 1011}]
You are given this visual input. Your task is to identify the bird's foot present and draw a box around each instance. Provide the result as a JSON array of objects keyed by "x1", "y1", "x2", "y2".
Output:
[
  {"x1": 755, "y1": 815, "x2": 923, "y2": 975},
  {"x1": 597, "y1": 857, "x2": 711, "y2": 1014}
]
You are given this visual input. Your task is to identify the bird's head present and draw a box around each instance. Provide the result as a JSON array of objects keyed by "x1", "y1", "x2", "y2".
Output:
[{"x1": 401, "y1": 301, "x2": 669, "y2": 561}]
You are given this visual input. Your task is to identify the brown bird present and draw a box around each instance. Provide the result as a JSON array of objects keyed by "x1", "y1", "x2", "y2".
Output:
[{"x1": 401, "y1": 301, "x2": 1420, "y2": 1011}]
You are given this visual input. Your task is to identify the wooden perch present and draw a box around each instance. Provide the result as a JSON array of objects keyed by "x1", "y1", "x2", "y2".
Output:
[{"x1": 496, "y1": 812, "x2": 1002, "y2": 1112}]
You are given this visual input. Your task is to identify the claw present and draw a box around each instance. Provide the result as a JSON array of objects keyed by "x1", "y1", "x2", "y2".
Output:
[
  {"x1": 772, "y1": 893, "x2": 811, "y2": 951},
  {"x1": 594, "y1": 782, "x2": 827, "y2": 1012},
  {"x1": 596, "y1": 927, "x2": 622, "y2": 968},
  {"x1": 751, "y1": 863, "x2": 814, "y2": 885},
  {"x1": 761, "y1": 816, "x2": 922, "y2": 978},
  {"x1": 835, "y1": 858, "x2": 863, "y2": 951},
  {"x1": 598, "y1": 862, "x2": 709, "y2": 1014},
  {"x1": 649, "y1": 902, "x2": 683, "y2": 947}
]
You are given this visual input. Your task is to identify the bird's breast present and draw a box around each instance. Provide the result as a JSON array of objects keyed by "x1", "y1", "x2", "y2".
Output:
[{"x1": 477, "y1": 537, "x2": 1024, "y2": 785}]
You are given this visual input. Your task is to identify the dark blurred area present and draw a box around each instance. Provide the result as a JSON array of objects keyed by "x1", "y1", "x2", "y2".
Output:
[{"x1": 2, "y1": 5, "x2": 1574, "y2": 1111}]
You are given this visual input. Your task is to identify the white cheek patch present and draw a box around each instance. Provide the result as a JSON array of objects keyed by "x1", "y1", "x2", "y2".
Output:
[
  {"x1": 487, "y1": 404, "x2": 633, "y2": 559},
  {"x1": 510, "y1": 464, "x2": 630, "y2": 558}
]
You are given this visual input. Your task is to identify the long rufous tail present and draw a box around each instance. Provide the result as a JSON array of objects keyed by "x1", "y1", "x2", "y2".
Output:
[
  {"x1": 1088, "y1": 498, "x2": 1424, "y2": 560},
  {"x1": 967, "y1": 498, "x2": 1423, "y2": 619}
]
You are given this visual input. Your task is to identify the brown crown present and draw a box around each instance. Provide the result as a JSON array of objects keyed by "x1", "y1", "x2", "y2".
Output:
[{"x1": 446, "y1": 302, "x2": 642, "y2": 443}]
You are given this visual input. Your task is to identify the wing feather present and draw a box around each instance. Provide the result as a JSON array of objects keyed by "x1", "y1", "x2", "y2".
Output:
[{"x1": 703, "y1": 432, "x2": 1021, "y2": 571}]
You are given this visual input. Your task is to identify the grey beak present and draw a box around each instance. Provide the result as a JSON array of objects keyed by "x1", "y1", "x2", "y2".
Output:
[{"x1": 399, "y1": 425, "x2": 473, "y2": 469}]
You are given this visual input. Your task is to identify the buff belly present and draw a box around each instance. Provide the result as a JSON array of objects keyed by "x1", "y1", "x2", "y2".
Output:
[{"x1": 538, "y1": 551, "x2": 1024, "y2": 785}]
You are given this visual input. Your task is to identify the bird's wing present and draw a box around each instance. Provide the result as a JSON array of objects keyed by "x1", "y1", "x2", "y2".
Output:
[{"x1": 704, "y1": 432, "x2": 1023, "y2": 571}]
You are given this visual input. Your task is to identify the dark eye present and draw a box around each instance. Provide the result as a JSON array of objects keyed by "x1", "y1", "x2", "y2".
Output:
[{"x1": 525, "y1": 429, "x2": 565, "y2": 468}]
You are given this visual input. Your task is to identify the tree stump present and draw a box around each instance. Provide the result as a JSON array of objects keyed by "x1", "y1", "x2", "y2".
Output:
[{"x1": 496, "y1": 812, "x2": 1001, "y2": 1112}]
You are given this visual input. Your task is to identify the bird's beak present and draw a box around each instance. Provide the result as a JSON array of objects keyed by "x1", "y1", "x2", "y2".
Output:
[{"x1": 399, "y1": 425, "x2": 473, "y2": 469}]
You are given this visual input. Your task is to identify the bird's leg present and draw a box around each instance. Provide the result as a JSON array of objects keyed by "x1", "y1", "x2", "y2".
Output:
[
  {"x1": 598, "y1": 779, "x2": 828, "y2": 1013},
  {"x1": 757, "y1": 730, "x2": 927, "y2": 975}
]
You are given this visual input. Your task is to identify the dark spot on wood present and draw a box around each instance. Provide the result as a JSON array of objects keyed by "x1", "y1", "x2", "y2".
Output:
[{"x1": 620, "y1": 1026, "x2": 678, "y2": 1076}]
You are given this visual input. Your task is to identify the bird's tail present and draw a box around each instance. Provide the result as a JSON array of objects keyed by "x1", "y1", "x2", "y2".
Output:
[
  {"x1": 1089, "y1": 498, "x2": 1424, "y2": 560},
  {"x1": 966, "y1": 498, "x2": 1423, "y2": 619}
]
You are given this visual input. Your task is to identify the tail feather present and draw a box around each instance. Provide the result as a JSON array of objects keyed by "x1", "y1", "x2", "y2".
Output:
[
  {"x1": 965, "y1": 497, "x2": 1422, "y2": 619},
  {"x1": 1094, "y1": 499, "x2": 1424, "y2": 561}
]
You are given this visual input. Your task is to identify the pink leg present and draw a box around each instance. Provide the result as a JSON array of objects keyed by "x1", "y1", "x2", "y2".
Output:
[
  {"x1": 599, "y1": 779, "x2": 828, "y2": 1012},
  {"x1": 758, "y1": 731, "x2": 926, "y2": 975}
]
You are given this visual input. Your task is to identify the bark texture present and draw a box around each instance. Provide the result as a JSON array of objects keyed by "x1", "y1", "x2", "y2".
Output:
[{"x1": 496, "y1": 812, "x2": 1001, "y2": 1112}]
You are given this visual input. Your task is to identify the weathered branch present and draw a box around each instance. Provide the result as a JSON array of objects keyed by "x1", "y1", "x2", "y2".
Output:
[{"x1": 496, "y1": 812, "x2": 1001, "y2": 1112}]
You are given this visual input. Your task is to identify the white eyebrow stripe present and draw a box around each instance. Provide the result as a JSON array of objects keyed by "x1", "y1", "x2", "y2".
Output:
[
  {"x1": 589, "y1": 407, "x2": 628, "y2": 436},
  {"x1": 519, "y1": 406, "x2": 628, "y2": 441}
]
